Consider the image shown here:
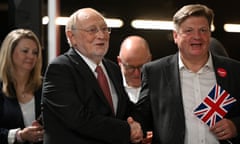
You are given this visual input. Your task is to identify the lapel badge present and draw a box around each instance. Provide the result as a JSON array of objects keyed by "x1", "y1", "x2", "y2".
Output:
[{"x1": 217, "y1": 68, "x2": 227, "y2": 78}]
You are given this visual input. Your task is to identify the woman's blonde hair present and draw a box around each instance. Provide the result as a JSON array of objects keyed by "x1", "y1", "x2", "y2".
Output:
[{"x1": 0, "y1": 29, "x2": 42, "y2": 97}]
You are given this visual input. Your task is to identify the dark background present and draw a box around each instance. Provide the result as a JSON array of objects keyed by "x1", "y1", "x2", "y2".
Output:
[{"x1": 1, "y1": 0, "x2": 240, "y2": 71}]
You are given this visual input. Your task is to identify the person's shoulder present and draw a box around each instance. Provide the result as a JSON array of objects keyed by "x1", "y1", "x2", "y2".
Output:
[
  {"x1": 103, "y1": 58, "x2": 121, "y2": 73},
  {"x1": 213, "y1": 55, "x2": 240, "y2": 73},
  {"x1": 50, "y1": 55, "x2": 64, "y2": 63},
  {"x1": 103, "y1": 58, "x2": 118, "y2": 67},
  {"x1": 214, "y1": 54, "x2": 240, "y2": 64},
  {"x1": 225, "y1": 57, "x2": 240, "y2": 67},
  {"x1": 147, "y1": 54, "x2": 176, "y2": 67},
  {"x1": 48, "y1": 52, "x2": 74, "y2": 66},
  {"x1": 209, "y1": 37, "x2": 229, "y2": 57}
]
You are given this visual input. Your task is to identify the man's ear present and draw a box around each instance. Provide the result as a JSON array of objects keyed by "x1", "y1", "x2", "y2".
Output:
[
  {"x1": 66, "y1": 31, "x2": 75, "y2": 45},
  {"x1": 117, "y1": 56, "x2": 121, "y2": 65},
  {"x1": 66, "y1": 31, "x2": 73, "y2": 39}
]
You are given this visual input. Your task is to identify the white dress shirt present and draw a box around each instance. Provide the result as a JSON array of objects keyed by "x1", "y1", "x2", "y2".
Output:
[
  {"x1": 123, "y1": 76, "x2": 141, "y2": 104},
  {"x1": 8, "y1": 97, "x2": 35, "y2": 144},
  {"x1": 74, "y1": 49, "x2": 118, "y2": 114},
  {"x1": 178, "y1": 53, "x2": 219, "y2": 144}
]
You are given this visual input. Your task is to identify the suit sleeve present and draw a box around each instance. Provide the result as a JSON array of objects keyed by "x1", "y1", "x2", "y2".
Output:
[
  {"x1": 42, "y1": 59, "x2": 131, "y2": 144},
  {"x1": 131, "y1": 64, "x2": 153, "y2": 134}
]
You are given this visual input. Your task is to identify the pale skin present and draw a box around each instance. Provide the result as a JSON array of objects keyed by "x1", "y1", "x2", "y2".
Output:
[
  {"x1": 173, "y1": 16, "x2": 238, "y2": 140},
  {"x1": 66, "y1": 8, "x2": 143, "y2": 143},
  {"x1": 210, "y1": 118, "x2": 237, "y2": 140},
  {"x1": 66, "y1": 9, "x2": 109, "y2": 65},
  {"x1": 118, "y1": 36, "x2": 152, "y2": 88},
  {"x1": 118, "y1": 36, "x2": 152, "y2": 143},
  {"x1": 13, "y1": 38, "x2": 38, "y2": 103},
  {"x1": 12, "y1": 38, "x2": 44, "y2": 142},
  {"x1": 173, "y1": 16, "x2": 210, "y2": 73}
]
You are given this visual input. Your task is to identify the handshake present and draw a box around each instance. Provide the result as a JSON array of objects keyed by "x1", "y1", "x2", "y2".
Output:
[{"x1": 127, "y1": 117, "x2": 152, "y2": 144}]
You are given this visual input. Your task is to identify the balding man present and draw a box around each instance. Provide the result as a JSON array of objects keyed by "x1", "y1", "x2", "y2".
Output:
[
  {"x1": 117, "y1": 35, "x2": 152, "y2": 103},
  {"x1": 118, "y1": 36, "x2": 152, "y2": 144},
  {"x1": 42, "y1": 8, "x2": 143, "y2": 144}
]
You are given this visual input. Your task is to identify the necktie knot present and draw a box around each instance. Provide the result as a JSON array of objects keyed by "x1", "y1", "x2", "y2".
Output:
[{"x1": 95, "y1": 65, "x2": 104, "y2": 75}]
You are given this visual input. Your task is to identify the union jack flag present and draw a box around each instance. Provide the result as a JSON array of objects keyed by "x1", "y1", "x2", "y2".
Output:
[{"x1": 193, "y1": 84, "x2": 237, "y2": 127}]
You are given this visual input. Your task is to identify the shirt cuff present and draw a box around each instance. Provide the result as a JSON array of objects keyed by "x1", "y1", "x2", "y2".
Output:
[{"x1": 8, "y1": 128, "x2": 20, "y2": 144}]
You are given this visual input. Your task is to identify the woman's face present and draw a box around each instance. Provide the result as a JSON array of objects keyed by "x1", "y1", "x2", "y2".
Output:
[{"x1": 12, "y1": 38, "x2": 39, "y2": 73}]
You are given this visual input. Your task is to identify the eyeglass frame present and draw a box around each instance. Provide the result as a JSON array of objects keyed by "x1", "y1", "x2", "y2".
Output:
[
  {"x1": 120, "y1": 61, "x2": 144, "y2": 73},
  {"x1": 72, "y1": 26, "x2": 111, "y2": 35}
]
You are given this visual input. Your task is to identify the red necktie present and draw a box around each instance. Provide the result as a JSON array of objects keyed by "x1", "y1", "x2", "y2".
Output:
[{"x1": 95, "y1": 65, "x2": 114, "y2": 112}]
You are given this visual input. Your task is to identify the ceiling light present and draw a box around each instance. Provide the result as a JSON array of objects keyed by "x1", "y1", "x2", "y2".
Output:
[
  {"x1": 131, "y1": 19, "x2": 173, "y2": 30},
  {"x1": 131, "y1": 19, "x2": 215, "y2": 31},
  {"x1": 42, "y1": 16, "x2": 124, "y2": 28},
  {"x1": 224, "y1": 24, "x2": 240, "y2": 33},
  {"x1": 105, "y1": 18, "x2": 124, "y2": 28}
]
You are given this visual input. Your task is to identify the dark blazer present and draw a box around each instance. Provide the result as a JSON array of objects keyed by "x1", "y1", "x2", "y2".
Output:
[
  {"x1": 134, "y1": 52, "x2": 240, "y2": 144},
  {"x1": 0, "y1": 82, "x2": 42, "y2": 144},
  {"x1": 42, "y1": 48, "x2": 133, "y2": 144}
]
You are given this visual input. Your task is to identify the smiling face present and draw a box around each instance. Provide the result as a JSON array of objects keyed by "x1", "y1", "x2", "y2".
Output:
[
  {"x1": 66, "y1": 8, "x2": 110, "y2": 64},
  {"x1": 12, "y1": 38, "x2": 38, "y2": 73},
  {"x1": 173, "y1": 16, "x2": 211, "y2": 61}
]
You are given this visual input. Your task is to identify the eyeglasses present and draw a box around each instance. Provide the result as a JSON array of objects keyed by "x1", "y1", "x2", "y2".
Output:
[
  {"x1": 121, "y1": 62, "x2": 143, "y2": 73},
  {"x1": 73, "y1": 26, "x2": 111, "y2": 35}
]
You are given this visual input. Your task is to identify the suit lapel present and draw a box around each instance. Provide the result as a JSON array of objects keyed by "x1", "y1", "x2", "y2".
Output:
[
  {"x1": 102, "y1": 60, "x2": 119, "y2": 95},
  {"x1": 212, "y1": 55, "x2": 229, "y2": 88},
  {"x1": 165, "y1": 53, "x2": 183, "y2": 107},
  {"x1": 65, "y1": 49, "x2": 96, "y2": 82},
  {"x1": 65, "y1": 49, "x2": 114, "y2": 112},
  {"x1": 102, "y1": 59, "x2": 120, "y2": 114},
  {"x1": 164, "y1": 54, "x2": 181, "y2": 95},
  {"x1": 165, "y1": 53, "x2": 186, "y2": 134}
]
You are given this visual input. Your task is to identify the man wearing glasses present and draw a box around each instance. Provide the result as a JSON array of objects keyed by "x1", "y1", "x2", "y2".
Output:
[
  {"x1": 42, "y1": 8, "x2": 143, "y2": 144},
  {"x1": 117, "y1": 35, "x2": 152, "y2": 144},
  {"x1": 118, "y1": 35, "x2": 152, "y2": 104}
]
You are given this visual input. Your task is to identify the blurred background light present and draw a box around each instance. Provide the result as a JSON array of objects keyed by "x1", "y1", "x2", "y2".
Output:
[
  {"x1": 42, "y1": 16, "x2": 124, "y2": 28},
  {"x1": 131, "y1": 20, "x2": 173, "y2": 30},
  {"x1": 224, "y1": 24, "x2": 240, "y2": 33}
]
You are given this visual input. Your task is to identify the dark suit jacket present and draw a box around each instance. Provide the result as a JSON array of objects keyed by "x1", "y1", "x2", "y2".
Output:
[
  {"x1": 42, "y1": 48, "x2": 133, "y2": 144},
  {"x1": 0, "y1": 82, "x2": 42, "y2": 144},
  {"x1": 134, "y1": 52, "x2": 240, "y2": 144}
]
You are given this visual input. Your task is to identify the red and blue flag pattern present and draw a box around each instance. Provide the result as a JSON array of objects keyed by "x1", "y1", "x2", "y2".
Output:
[{"x1": 193, "y1": 84, "x2": 236, "y2": 127}]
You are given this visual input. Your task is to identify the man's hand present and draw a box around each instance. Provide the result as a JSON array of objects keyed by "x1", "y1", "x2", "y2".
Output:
[
  {"x1": 127, "y1": 117, "x2": 143, "y2": 143},
  {"x1": 210, "y1": 118, "x2": 237, "y2": 140},
  {"x1": 142, "y1": 131, "x2": 152, "y2": 144}
]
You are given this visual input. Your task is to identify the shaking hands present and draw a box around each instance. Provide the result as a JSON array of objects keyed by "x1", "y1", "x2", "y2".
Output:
[{"x1": 127, "y1": 117, "x2": 143, "y2": 143}]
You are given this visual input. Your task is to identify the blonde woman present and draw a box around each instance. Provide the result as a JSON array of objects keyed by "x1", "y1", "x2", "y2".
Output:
[{"x1": 0, "y1": 29, "x2": 44, "y2": 144}]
